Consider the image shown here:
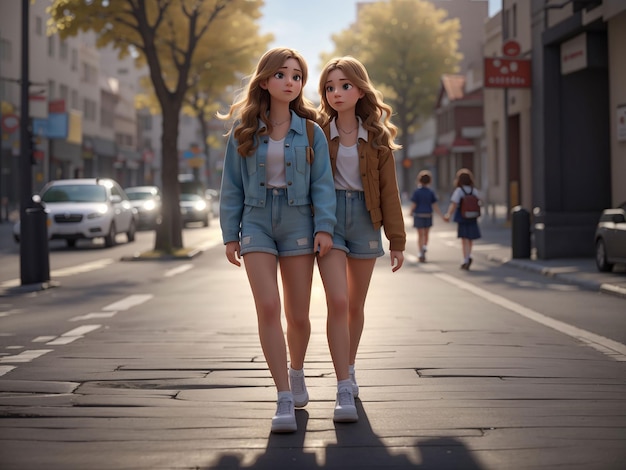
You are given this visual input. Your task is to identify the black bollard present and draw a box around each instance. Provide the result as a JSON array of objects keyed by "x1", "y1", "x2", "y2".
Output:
[
  {"x1": 21, "y1": 202, "x2": 50, "y2": 284},
  {"x1": 511, "y1": 206, "x2": 531, "y2": 259}
]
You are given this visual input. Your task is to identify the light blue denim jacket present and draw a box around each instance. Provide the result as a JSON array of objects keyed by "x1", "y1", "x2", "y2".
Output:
[{"x1": 220, "y1": 110, "x2": 336, "y2": 244}]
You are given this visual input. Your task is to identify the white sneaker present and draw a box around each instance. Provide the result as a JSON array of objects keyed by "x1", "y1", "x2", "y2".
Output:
[
  {"x1": 333, "y1": 385, "x2": 358, "y2": 422},
  {"x1": 289, "y1": 367, "x2": 309, "y2": 407},
  {"x1": 349, "y1": 370, "x2": 359, "y2": 398},
  {"x1": 271, "y1": 395, "x2": 296, "y2": 433}
]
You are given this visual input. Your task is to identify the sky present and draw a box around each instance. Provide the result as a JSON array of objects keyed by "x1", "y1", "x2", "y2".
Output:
[{"x1": 259, "y1": 0, "x2": 502, "y2": 98}]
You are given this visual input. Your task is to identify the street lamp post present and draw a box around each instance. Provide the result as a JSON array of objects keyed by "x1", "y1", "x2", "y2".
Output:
[{"x1": 19, "y1": 0, "x2": 50, "y2": 286}]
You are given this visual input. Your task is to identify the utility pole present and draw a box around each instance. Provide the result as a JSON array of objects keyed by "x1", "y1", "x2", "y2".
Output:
[{"x1": 19, "y1": 0, "x2": 50, "y2": 286}]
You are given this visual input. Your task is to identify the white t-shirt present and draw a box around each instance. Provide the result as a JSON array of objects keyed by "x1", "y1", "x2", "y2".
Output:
[
  {"x1": 266, "y1": 137, "x2": 286, "y2": 188},
  {"x1": 451, "y1": 185, "x2": 480, "y2": 204},
  {"x1": 334, "y1": 143, "x2": 363, "y2": 191}
]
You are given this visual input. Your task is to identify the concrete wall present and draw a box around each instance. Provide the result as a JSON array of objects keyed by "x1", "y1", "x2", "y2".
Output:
[{"x1": 607, "y1": 11, "x2": 626, "y2": 206}]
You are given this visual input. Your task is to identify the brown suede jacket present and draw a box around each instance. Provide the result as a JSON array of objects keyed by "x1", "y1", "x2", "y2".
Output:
[{"x1": 323, "y1": 124, "x2": 406, "y2": 252}]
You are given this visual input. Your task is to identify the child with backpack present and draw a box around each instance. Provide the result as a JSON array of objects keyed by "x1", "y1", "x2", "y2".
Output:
[
  {"x1": 443, "y1": 168, "x2": 482, "y2": 270},
  {"x1": 410, "y1": 170, "x2": 444, "y2": 262}
]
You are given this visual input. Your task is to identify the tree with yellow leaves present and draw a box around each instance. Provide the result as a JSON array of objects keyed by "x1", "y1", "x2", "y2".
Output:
[
  {"x1": 49, "y1": 0, "x2": 268, "y2": 253},
  {"x1": 324, "y1": 0, "x2": 461, "y2": 192}
]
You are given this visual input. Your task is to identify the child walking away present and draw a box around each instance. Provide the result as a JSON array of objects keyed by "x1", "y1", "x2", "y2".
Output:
[
  {"x1": 409, "y1": 170, "x2": 444, "y2": 262},
  {"x1": 443, "y1": 168, "x2": 482, "y2": 269},
  {"x1": 218, "y1": 48, "x2": 337, "y2": 433},
  {"x1": 317, "y1": 56, "x2": 406, "y2": 418}
]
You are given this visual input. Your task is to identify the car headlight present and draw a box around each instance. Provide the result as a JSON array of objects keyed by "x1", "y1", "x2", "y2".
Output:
[
  {"x1": 87, "y1": 204, "x2": 110, "y2": 219},
  {"x1": 143, "y1": 200, "x2": 156, "y2": 211},
  {"x1": 194, "y1": 200, "x2": 207, "y2": 211}
]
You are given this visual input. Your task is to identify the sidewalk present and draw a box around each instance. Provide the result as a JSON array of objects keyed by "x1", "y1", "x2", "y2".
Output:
[{"x1": 471, "y1": 209, "x2": 626, "y2": 299}]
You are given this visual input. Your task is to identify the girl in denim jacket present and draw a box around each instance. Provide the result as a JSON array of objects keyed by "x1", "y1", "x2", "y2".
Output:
[
  {"x1": 317, "y1": 56, "x2": 406, "y2": 411},
  {"x1": 218, "y1": 48, "x2": 336, "y2": 433}
]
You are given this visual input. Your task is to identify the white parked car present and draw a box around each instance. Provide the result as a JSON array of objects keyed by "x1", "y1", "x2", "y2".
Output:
[{"x1": 13, "y1": 178, "x2": 137, "y2": 248}]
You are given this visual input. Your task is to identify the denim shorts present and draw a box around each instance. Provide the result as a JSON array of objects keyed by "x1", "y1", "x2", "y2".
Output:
[
  {"x1": 333, "y1": 190, "x2": 384, "y2": 259},
  {"x1": 240, "y1": 188, "x2": 315, "y2": 257}
]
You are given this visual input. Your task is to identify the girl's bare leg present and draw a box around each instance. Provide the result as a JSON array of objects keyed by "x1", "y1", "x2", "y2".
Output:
[
  {"x1": 243, "y1": 252, "x2": 288, "y2": 391},
  {"x1": 346, "y1": 257, "x2": 377, "y2": 365},
  {"x1": 417, "y1": 228, "x2": 426, "y2": 253},
  {"x1": 280, "y1": 254, "x2": 315, "y2": 370},
  {"x1": 462, "y1": 238, "x2": 472, "y2": 260},
  {"x1": 317, "y1": 249, "x2": 350, "y2": 381}
]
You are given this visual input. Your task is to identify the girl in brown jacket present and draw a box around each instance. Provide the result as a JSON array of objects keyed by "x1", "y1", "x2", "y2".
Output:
[{"x1": 317, "y1": 56, "x2": 406, "y2": 410}]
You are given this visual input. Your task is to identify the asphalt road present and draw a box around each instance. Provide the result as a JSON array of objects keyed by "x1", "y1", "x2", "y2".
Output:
[{"x1": 0, "y1": 219, "x2": 625, "y2": 469}]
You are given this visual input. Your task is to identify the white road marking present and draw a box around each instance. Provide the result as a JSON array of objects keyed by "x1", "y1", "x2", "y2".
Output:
[
  {"x1": 69, "y1": 312, "x2": 117, "y2": 322},
  {"x1": 0, "y1": 366, "x2": 16, "y2": 377},
  {"x1": 435, "y1": 272, "x2": 626, "y2": 361},
  {"x1": 102, "y1": 294, "x2": 153, "y2": 311},
  {"x1": 0, "y1": 309, "x2": 23, "y2": 318},
  {"x1": 51, "y1": 258, "x2": 115, "y2": 277},
  {"x1": 0, "y1": 259, "x2": 114, "y2": 288},
  {"x1": 164, "y1": 264, "x2": 193, "y2": 277},
  {"x1": 0, "y1": 349, "x2": 53, "y2": 363},
  {"x1": 32, "y1": 336, "x2": 57, "y2": 343},
  {"x1": 46, "y1": 324, "x2": 102, "y2": 345}
]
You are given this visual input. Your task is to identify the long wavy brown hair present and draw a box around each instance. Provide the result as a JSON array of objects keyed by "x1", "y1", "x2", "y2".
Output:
[
  {"x1": 218, "y1": 47, "x2": 318, "y2": 157},
  {"x1": 318, "y1": 56, "x2": 400, "y2": 153}
]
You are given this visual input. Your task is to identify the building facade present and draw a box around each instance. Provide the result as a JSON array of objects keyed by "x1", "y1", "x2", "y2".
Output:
[
  {"x1": 407, "y1": 0, "x2": 489, "y2": 200},
  {"x1": 530, "y1": 0, "x2": 626, "y2": 258}
]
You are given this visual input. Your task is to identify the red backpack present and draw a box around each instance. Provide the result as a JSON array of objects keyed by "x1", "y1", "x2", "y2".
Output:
[{"x1": 460, "y1": 187, "x2": 481, "y2": 219}]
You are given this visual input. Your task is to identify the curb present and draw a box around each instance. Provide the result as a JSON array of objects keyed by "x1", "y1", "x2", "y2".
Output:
[
  {"x1": 486, "y1": 253, "x2": 626, "y2": 299},
  {"x1": 0, "y1": 280, "x2": 61, "y2": 298}
]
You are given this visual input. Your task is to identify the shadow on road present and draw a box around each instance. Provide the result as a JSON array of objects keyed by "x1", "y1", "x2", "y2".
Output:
[{"x1": 205, "y1": 401, "x2": 484, "y2": 470}]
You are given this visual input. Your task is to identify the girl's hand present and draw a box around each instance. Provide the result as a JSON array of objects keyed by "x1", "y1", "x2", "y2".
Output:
[
  {"x1": 314, "y1": 232, "x2": 333, "y2": 258},
  {"x1": 390, "y1": 250, "x2": 404, "y2": 272},
  {"x1": 225, "y1": 241, "x2": 241, "y2": 267}
]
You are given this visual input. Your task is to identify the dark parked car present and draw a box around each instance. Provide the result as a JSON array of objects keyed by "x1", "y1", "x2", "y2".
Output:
[
  {"x1": 594, "y1": 202, "x2": 626, "y2": 272},
  {"x1": 125, "y1": 186, "x2": 162, "y2": 229},
  {"x1": 180, "y1": 193, "x2": 211, "y2": 227}
]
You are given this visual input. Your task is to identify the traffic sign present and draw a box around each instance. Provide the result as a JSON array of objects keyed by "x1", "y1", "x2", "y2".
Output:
[
  {"x1": 1, "y1": 114, "x2": 19, "y2": 133},
  {"x1": 503, "y1": 39, "x2": 521, "y2": 57}
]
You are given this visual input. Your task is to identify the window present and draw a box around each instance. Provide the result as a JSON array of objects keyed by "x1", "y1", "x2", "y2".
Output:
[
  {"x1": 59, "y1": 84, "x2": 69, "y2": 103},
  {"x1": 71, "y1": 48, "x2": 77, "y2": 71},
  {"x1": 71, "y1": 89, "x2": 79, "y2": 110},
  {"x1": 48, "y1": 80, "x2": 56, "y2": 100},
  {"x1": 48, "y1": 35, "x2": 55, "y2": 57},
  {"x1": 60, "y1": 40, "x2": 68, "y2": 60},
  {"x1": 0, "y1": 38, "x2": 12, "y2": 63},
  {"x1": 502, "y1": 8, "x2": 509, "y2": 40},
  {"x1": 82, "y1": 98, "x2": 97, "y2": 122},
  {"x1": 139, "y1": 114, "x2": 152, "y2": 131},
  {"x1": 101, "y1": 106, "x2": 114, "y2": 129}
]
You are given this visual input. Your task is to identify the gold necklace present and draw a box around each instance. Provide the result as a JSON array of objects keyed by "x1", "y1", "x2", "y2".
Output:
[{"x1": 270, "y1": 117, "x2": 290, "y2": 126}]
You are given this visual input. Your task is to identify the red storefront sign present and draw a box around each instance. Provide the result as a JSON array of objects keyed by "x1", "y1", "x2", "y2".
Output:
[
  {"x1": 484, "y1": 57, "x2": 531, "y2": 88},
  {"x1": 49, "y1": 99, "x2": 66, "y2": 114}
]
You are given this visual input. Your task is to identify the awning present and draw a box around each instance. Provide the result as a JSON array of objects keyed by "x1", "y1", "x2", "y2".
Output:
[
  {"x1": 433, "y1": 145, "x2": 449, "y2": 156},
  {"x1": 451, "y1": 137, "x2": 475, "y2": 152}
]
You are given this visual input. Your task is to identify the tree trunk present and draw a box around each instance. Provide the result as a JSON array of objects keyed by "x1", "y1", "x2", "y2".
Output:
[{"x1": 154, "y1": 99, "x2": 183, "y2": 252}]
